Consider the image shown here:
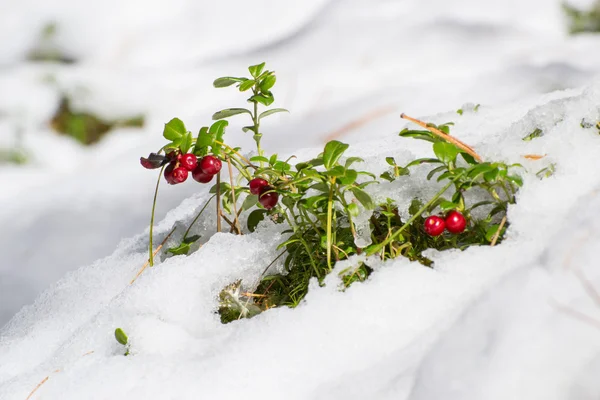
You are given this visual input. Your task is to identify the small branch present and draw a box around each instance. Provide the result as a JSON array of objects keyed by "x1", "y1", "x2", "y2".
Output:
[
  {"x1": 226, "y1": 157, "x2": 243, "y2": 234},
  {"x1": 213, "y1": 140, "x2": 258, "y2": 169},
  {"x1": 401, "y1": 113, "x2": 483, "y2": 162},
  {"x1": 220, "y1": 212, "x2": 237, "y2": 231},
  {"x1": 130, "y1": 227, "x2": 177, "y2": 285},
  {"x1": 490, "y1": 215, "x2": 507, "y2": 247}
]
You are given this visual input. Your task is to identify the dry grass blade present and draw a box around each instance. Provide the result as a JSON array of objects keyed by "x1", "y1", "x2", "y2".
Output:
[
  {"x1": 523, "y1": 154, "x2": 546, "y2": 160},
  {"x1": 325, "y1": 106, "x2": 395, "y2": 142},
  {"x1": 130, "y1": 227, "x2": 177, "y2": 285},
  {"x1": 490, "y1": 215, "x2": 507, "y2": 247},
  {"x1": 26, "y1": 351, "x2": 93, "y2": 399},
  {"x1": 401, "y1": 113, "x2": 483, "y2": 162}
]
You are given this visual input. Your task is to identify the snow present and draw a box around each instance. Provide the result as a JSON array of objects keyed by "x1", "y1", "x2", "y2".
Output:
[{"x1": 3, "y1": 0, "x2": 600, "y2": 399}]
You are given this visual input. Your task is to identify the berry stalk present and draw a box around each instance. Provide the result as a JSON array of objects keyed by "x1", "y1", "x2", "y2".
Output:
[{"x1": 149, "y1": 165, "x2": 166, "y2": 267}]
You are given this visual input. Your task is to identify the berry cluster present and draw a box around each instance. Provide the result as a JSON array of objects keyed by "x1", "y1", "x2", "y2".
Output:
[
  {"x1": 423, "y1": 210, "x2": 467, "y2": 236},
  {"x1": 140, "y1": 152, "x2": 223, "y2": 185},
  {"x1": 249, "y1": 178, "x2": 279, "y2": 210}
]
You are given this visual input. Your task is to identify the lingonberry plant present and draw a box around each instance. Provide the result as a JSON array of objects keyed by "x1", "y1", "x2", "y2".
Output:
[{"x1": 135, "y1": 62, "x2": 524, "y2": 326}]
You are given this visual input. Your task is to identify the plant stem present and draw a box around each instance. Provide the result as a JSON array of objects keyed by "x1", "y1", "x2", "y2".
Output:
[
  {"x1": 183, "y1": 194, "x2": 216, "y2": 240},
  {"x1": 216, "y1": 172, "x2": 222, "y2": 233},
  {"x1": 226, "y1": 157, "x2": 242, "y2": 234},
  {"x1": 149, "y1": 165, "x2": 165, "y2": 267},
  {"x1": 366, "y1": 178, "x2": 458, "y2": 256},
  {"x1": 326, "y1": 179, "x2": 335, "y2": 271}
]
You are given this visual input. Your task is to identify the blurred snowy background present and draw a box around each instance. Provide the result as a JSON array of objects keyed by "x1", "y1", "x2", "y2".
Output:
[{"x1": 2, "y1": 0, "x2": 600, "y2": 398}]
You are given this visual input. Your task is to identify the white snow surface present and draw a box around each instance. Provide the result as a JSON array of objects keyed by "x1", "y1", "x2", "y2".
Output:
[{"x1": 3, "y1": 0, "x2": 600, "y2": 399}]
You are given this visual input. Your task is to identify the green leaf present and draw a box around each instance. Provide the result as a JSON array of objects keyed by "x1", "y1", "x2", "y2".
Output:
[
  {"x1": 408, "y1": 198, "x2": 424, "y2": 216},
  {"x1": 427, "y1": 165, "x2": 447, "y2": 180},
  {"x1": 249, "y1": 93, "x2": 274, "y2": 106},
  {"x1": 212, "y1": 108, "x2": 251, "y2": 120},
  {"x1": 347, "y1": 203, "x2": 359, "y2": 217},
  {"x1": 269, "y1": 153, "x2": 278, "y2": 166},
  {"x1": 250, "y1": 156, "x2": 269, "y2": 164},
  {"x1": 209, "y1": 182, "x2": 230, "y2": 194},
  {"x1": 522, "y1": 128, "x2": 543, "y2": 141},
  {"x1": 337, "y1": 169, "x2": 358, "y2": 186},
  {"x1": 457, "y1": 109, "x2": 464, "y2": 115},
  {"x1": 179, "y1": 131, "x2": 193, "y2": 153},
  {"x1": 485, "y1": 224, "x2": 506, "y2": 243},
  {"x1": 273, "y1": 161, "x2": 291, "y2": 171},
  {"x1": 260, "y1": 75, "x2": 276, "y2": 92},
  {"x1": 167, "y1": 242, "x2": 191, "y2": 256},
  {"x1": 242, "y1": 126, "x2": 255, "y2": 133},
  {"x1": 193, "y1": 127, "x2": 212, "y2": 155},
  {"x1": 508, "y1": 174, "x2": 524, "y2": 186},
  {"x1": 213, "y1": 77, "x2": 247, "y2": 88},
  {"x1": 399, "y1": 129, "x2": 439, "y2": 143},
  {"x1": 350, "y1": 187, "x2": 374, "y2": 210},
  {"x1": 433, "y1": 142, "x2": 460, "y2": 164},
  {"x1": 385, "y1": 157, "x2": 396, "y2": 166},
  {"x1": 115, "y1": 328, "x2": 128, "y2": 346},
  {"x1": 380, "y1": 171, "x2": 394, "y2": 182},
  {"x1": 323, "y1": 140, "x2": 349, "y2": 170},
  {"x1": 239, "y1": 80, "x2": 256, "y2": 92},
  {"x1": 483, "y1": 168, "x2": 500, "y2": 183},
  {"x1": 461, "y1": 152, "x2": 478, "y2": 165},
  {"x1": 439, "y1": 200, "x2": 458, "y2": 212},
  {"x1": 184, "y1": 235, "x2": 201, "y2": 244},
  {"x1": 259, "y1": 108, "x2": 288, "y2": 120},
  {"x1": 163, "y1": 118, "x2": 186, "y2": 141},
  {"x1": 345, "y1": 157, "x2": 364, "y2": 168},
  {"x1": 310, "y1": 183, "x2": 330, "y2": 193},
  {"x1": 241, "y1": 194, "x2": 258, "y2": 211},
  {"x1": 324, "y1": 165, "x2": 345, "y2": 177},
  {"x1": 248, "y1": 62, "x2": 266, "y2": 78},
  {"x1": 247, "y1": 209, "x2": 267, "y2": 232},
  {"x1": 405, "y1": 158, "x2": 443, "y2": 168}
]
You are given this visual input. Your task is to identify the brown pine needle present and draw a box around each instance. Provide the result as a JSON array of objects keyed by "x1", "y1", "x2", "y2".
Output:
[
  {"x1": 130, "y1": 227, "x2": 177, "y2": 285},
  {"x1": 26, "y1": 351, "x2": 93, "y2": 399},
  {"x1": 325, "y1": 106, "x2": 395, "y2": 142},
  {"x1": 400, "y1": 113, "x2": 483, "y2": 162},
  {"x1": 490, "y1": 216, "x2": 507, "y2": 247},
  {"x1": 523, "y1": 154, "x2": 546, "y2": 160}
]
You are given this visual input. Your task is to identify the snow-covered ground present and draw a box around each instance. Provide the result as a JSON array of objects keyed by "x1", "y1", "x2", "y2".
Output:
[{"x1": 3, "y1": 0, "x2": 600, "y2": 398}]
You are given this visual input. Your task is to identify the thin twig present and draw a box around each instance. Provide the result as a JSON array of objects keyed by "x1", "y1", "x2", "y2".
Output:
[
  {"x1": 401, "y1": 113, "x2": 483, "y2": 162},
  {"x1": 226, "y1": 157, "x2": 243, "y2": 234},
  {"x1": 551, "y1": 299, "x2": 600, "y2": 333},
  {"x1": 572, "y1": 266, "x2": 600, "y2": 310},
  {"x1": 490, "y1": 215, "x2": 507, "y2": 247},
  {"x1": 325, "y1": 106, "x2": 395, "y2": 142},
  {"x1": 220, "y1": 213, "x2": 236, "y2": 231},
  {"x1": 260, "y1": 250, "x2": 288, "y2": 277},
  {"x1": 130, "y1": 227, "x2": 177, "y2": 285}
]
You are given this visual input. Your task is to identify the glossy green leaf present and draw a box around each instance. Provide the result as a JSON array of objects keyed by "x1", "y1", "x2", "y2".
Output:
[
  {"x1": 259, "y1": 108, "x2": 288, "y2": 120},
  {"x1": 350, "y1": 187, "x2": 374, "y2": 210},
  {"x1": 212, "y1": 108, "x2": 251, "y2": 120},
  {"x1": 433, "y1": 142, "x2": 459, "y2": 164},
  {"x1": 405, "y1": 158, "x2": 443, "y2": 168},
  {"x1": 337, "y1": 169, "x2": 358, "y2": 185},
  {"x1": 347, "y1": 203, "x2": 359, "y2": 217},
  {"x1": 168, "y1": 242, "x2": 191, "y2": 255},
  {"x1": 248, "y1": 62, "x2": 266, "y2": 78},
  {"x1": 115, "y1": 328, "x2": 128, "y2": 346},
  {"x1": 163, "y1": 118, "x2": 186, "y2": 141},
  {"x1": 247, "y1": 209, "x2": 267, "y2": 232},
  {"x1": 213, "y1": 77, "x2": 247, "y2": 88},
  {"x1": 239, "y1": 79, "x2": 256, "y2": 92},
  {"x1": 260, "y1": 75, "x2": 276, "y2": 92},
  {"x1": 179, "y1": 131, "x2": 193, "y2": 153},
  {"x1": 323, "y1": 140, "x2": 349, "y2": 170},
  {"x1": 249, "y1": 93, "x2": 274, "y2": 106}
]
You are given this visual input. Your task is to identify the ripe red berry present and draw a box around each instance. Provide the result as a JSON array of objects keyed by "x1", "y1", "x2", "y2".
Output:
[
  {"x1": 171, "y1": 167, "x2": 189, "y2": 184},
  {"x1": 445, "y1": 210, "x2": 467, "y2": 234},
  {"x1": 249, "y1": 178, "x2": 269, "y2": 195},
  {"x1": 199, "y1": 155, "x2": 222, "y2": 176},
  {"x1": 192, "y1": 166, "x2": 214, "y2": 183},
  {"x1": 164, "y1": 163, "x2": 177, "y2": 184},
  {"x1": 180, "y1": 153, "x2": 198, "y2": 171},
  {"x1": 259, "y1": 187, "x2": 279, "y2": 210},
  {"x1": 424, "y1": 215, "x2": 445, "y2": 236}
]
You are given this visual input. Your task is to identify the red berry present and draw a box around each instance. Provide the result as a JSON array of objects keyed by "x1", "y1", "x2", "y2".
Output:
[
  {"x1": 424, "y1": 215, "x2": 445, "y2": 236},
  {"x1": 180, "y1": 153, "x2": 198, "y2": 171},
  {"x1": 249, "y1": 178, "x2": 269, "y2": 195},
  {"x1": 199, "y1": 155, "x2": 222, "y2": 175},
  {"x1": 445, "y1": 210, "x2": 467, "y2": 234},
  {"x1": 259, "y1": 187, "x2": 279, "y2": 210},
  {"x1": 171, "y1": 167, "x2": 188, "y2": 184},
  {"x1": 164, "y1": 163, "x2": 177, "y2": 184},
  {"x1": 192, "y1": 166, "x2": 214, "y2": 183}
]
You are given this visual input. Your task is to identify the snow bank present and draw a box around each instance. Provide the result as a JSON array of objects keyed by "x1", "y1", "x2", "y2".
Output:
[{"x1": 2, "y1": 76, "x2": 600, "y2": 399}]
